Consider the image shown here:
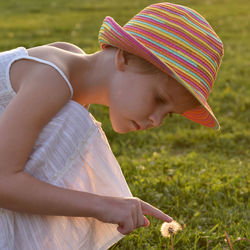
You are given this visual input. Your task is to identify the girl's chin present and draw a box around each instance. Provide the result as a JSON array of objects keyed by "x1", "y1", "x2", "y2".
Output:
[
  {"x1": 110, "y1": 118, "x2": 136, "y2": 134},
  {"x1": 113, "y1": 127, "x2": 130, "y2": 134},
  {"x1": 112, "y1": 124, "x2": 132, "y2": 134}
]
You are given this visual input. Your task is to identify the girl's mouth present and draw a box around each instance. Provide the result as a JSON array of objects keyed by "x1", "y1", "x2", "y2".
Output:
[{"x1": 132, "y1": 120, "x2": 141, "y2": 130}]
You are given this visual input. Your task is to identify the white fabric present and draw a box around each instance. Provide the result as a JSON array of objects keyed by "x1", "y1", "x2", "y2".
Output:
[
  {"x1": 3, "y1": 47, "x2": 74, "y2": 99},
  {"x1": 0, "y1": 48, "x2": 132, "y2": 249}
]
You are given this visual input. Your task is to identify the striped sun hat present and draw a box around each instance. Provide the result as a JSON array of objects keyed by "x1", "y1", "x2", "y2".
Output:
[{"x1": 98, "y1": 2, "x2": 224, "y2": 129}]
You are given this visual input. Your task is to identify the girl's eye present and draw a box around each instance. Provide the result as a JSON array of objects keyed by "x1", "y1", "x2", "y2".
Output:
[{"x1": 156, "y1": 95, "x2": 166, "y2": 104}]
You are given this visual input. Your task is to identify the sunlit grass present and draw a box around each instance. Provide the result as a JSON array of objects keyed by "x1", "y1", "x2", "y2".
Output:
[{"x1": 0, "y1": 0, "x2": 249, "y2": 248}]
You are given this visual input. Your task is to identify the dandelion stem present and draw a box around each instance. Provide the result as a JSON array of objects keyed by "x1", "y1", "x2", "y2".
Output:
[
  {"x1": 171, "y1": 234, "x2": 174, "y2": 250},
  {"x1": 224, "y1": 231, "x2": 233, "y2": 250}
]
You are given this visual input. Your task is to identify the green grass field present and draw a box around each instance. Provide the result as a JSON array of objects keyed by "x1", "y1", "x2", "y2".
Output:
[{"x1": 0, "y1": 0, "x2": 249, "y2": 249}]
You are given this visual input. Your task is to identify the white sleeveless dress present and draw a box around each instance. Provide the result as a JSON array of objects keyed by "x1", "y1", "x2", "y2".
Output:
[{"x1": 0, "y1": 47, "x2": 132, "y2": 250}]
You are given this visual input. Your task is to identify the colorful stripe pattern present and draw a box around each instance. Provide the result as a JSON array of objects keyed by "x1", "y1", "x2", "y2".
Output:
[{"x1": 98, "y1": 2, "x2": 224, "y2": 129}]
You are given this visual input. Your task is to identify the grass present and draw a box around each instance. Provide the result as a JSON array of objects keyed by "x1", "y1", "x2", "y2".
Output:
[{"x1": 0, "y1": 0, "x2": 249, "y2": 249}]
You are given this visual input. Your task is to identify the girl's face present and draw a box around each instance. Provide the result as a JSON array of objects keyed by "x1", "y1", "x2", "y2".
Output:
[{"x1": 109, "y1": 69, "x2": 200, "y2": 134}]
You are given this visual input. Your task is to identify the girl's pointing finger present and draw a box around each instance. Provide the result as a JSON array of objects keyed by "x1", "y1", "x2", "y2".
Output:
[{"x1": 141, "y1": 201, "x2": 173, "y2": 223}]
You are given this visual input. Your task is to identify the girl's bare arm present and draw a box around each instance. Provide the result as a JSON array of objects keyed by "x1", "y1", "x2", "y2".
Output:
[
  {"x1": 0, "y1": 61, "x2": 101, "y2": 217},
  {"x1": 0, "y1": 60, "x2": 172, "y2": 234}
]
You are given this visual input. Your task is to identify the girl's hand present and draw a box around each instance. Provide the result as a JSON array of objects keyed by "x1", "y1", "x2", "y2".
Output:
[{"x1": 96, "y1": 196, "x2": 173, "y2": 235}]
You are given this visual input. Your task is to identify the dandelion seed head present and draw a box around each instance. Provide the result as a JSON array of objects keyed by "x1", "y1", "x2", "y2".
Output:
[{"x1": 160, "y1": 220, "x2": 182, "y2": 238}]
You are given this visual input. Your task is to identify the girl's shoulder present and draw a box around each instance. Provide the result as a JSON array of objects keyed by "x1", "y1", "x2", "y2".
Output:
[
  {"x1": 46, "y1": 42, "x2": 86, "y2": 54},
  {"x1": 11, "y1": 44, "x2": 77, "y2": 94}
]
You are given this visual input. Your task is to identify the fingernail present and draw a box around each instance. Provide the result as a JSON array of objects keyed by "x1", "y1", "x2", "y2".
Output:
[
  {"x1": 167, "y1": 217, "x2": 173, "y2": 222},
  {"x1": 144, "y1": 218, "x2": 150, "y2": 227}
]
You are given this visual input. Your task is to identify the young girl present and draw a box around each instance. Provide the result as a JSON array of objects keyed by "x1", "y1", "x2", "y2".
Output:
[{"x1": 0, "y1": 2, "x2": 223, "y2": 250}]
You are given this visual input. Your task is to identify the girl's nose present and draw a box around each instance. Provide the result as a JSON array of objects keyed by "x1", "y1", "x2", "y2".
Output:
[{"x1": 148, "y1": 111, "x2": 165, "y2": 127}]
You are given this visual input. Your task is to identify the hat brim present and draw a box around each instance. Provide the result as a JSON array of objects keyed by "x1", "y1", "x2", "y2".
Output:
[{"x1": 99, "y1": 16, "x2": 220, "y2": 130}]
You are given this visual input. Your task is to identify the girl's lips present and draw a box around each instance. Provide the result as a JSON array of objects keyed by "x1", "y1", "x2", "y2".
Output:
[{"x1": 132, "y1": 120, "x2": 140, "y2": 130}]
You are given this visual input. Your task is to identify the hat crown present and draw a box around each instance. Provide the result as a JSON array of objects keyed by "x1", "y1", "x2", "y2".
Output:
[{"x1": 123, "y1": 2, "x2": 224, "y2": 101}]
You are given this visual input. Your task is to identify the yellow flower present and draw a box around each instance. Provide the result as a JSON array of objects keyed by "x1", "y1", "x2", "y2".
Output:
[{"x1": 160, "y1": 221, "x2": 182, "y2": 238}]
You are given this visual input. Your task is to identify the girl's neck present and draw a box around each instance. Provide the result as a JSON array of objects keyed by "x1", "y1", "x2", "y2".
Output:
[{"x1": 70, "y1": 49, "x2": 113, "y2": 107}]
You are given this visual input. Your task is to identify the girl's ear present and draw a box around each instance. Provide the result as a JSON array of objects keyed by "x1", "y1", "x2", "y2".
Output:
[{"x1": 115, "y1": 49, "x2": 128, "y2": 72}]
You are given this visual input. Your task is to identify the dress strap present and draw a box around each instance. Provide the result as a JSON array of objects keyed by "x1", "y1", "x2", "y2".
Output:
[{"x1": 21, "y1": 55, "x2": 74, "y2": 99}]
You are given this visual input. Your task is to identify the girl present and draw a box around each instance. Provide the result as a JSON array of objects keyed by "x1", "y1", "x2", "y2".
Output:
[{"x1": 0, "y1": 2, "x2": 223, "y2": 250}]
